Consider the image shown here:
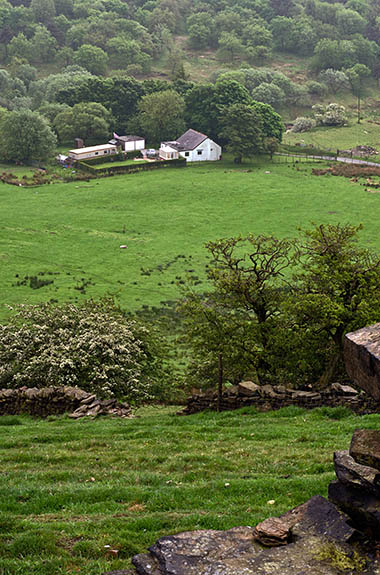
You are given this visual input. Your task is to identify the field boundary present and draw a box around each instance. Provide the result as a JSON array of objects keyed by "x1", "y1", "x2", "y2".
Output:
[{"x1": 77, "y1": 157, "x2": 187, "y2": 176}]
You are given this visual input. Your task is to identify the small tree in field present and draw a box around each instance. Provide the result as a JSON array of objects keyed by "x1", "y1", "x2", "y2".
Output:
[
  {"x1": 0, "y1": 300, "x2": 170, "y2": 404},
  {"x1": 181, "y1": 234, "x2": 296, "y2": 385}
]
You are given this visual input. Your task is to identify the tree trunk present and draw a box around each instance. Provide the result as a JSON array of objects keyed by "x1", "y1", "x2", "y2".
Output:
[{"x1": 317, "y1": 352, "x2": 341, "y2": 389}]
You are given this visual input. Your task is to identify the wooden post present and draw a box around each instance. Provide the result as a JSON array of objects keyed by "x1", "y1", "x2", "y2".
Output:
[{"x1": 217, "y1": 353, "x2": 223, "y2": 412}]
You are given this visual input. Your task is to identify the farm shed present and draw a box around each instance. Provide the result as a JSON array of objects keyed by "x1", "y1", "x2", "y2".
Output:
[
  {"x1": 68, "y1": 144, "x2": 117, "y2": 161},
  {"x1": 159, "y1": 129, "x2": 222, "y2": 162},
  {"x1": 110, "y1": 134, "x2": 145, "y2": 152}
]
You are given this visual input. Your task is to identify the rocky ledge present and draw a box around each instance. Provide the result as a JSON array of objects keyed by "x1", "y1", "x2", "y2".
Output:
[{"x1": 0, "y1": 386, "x2": 132, "y2": 419}]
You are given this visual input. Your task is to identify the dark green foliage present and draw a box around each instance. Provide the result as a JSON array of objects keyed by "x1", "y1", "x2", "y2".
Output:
[
  {"x1": 0, "y1": 109, "x2": 56, "y2": 164},
  {"x1": 218, "y1": 103, "x2": 264, "y2": 163},
  {"x1": 53, "y1": 101, "x2": 113, "y2": 143}
]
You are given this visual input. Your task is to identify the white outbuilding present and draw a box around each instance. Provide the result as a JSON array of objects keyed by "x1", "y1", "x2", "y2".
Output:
[
  {"x1": 68, "y1": 144, "x2": 118, "y2": 161},
  {"x1": 110, "y1": 134, "x2": 145, "y2": 152},
  {"x1": 159, "y1": 129, "x2": 222, "y2": 162}
]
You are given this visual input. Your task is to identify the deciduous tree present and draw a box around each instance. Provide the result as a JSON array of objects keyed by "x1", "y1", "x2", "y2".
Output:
[
  {"x1": 218, "y1": 103, "x2": 264, "y2": 163},
  {"x1": 0, "y1": 109, "x2": 56, "y2": 163}
]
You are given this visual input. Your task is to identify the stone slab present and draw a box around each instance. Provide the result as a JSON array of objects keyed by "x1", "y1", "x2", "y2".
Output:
[
  {"x1": 350, "y1": 429, "x2": 380, "y2": 471},
  {"x1": 132, "y1": 496, "x2": 369, "y2": 575},
  {"x1": 328, "y1": 480, "x2": 380, "y2": 537},
  {"x1": 344, "y1": 323, "x2": 380, "y2": 400},
  {"x1": 334, "y1": 450, "x2": 380, "y2": 495}
]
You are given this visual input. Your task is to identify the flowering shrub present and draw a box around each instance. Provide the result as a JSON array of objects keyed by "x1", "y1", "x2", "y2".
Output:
[
  {"x1": 291, "y1": 117, "x2": 316, "y2": 133},
  {"x1": 312, "y1": 103, "x2": 347, "y2": 126},
  {"x1": 0, "y1": 300, "x2": 170, "y2": 404}
]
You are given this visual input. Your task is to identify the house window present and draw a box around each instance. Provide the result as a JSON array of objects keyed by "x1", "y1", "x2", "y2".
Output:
[
  {"x1": 197, "y1": 150, "x2": 203, "y2": 155},
  {"x1": 185, "y1": 152, "x2": 190, "y2": 157},
  {"x1": 95, "y1": 152, "x2": 99, "y2": 155},
  {"x1": 104, "y1": 150, "x2": 108, "y2": 154}
]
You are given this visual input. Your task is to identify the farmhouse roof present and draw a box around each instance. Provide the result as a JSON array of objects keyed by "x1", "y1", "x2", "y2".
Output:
[
  {"x1": 162, "y1": 129, "x2": 209, "y2": 152},
  {"x1": 116, "y1": 135, "x2": 144, "y2": 142},
  {"x1": 177, "y1": 129, "x2": 208, "y2": 150}
]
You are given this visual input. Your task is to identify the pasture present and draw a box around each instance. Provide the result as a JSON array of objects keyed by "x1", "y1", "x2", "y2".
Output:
[
  {"x1": 0, "y1": 406, "x2": 379, "y2": 574},
  {"x1": 2, "y1": 156, "x2": 380, "y2": 319}
]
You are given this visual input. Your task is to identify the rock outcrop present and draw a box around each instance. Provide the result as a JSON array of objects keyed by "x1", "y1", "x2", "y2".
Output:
[
  {"x1": 131, "y1": 495, "x2": 373, "y2": 575},
  {"x1": 0, "y1": 386, "x2": 132, "y2": 419},
  {"x1": 344, "y1": 323, "x2": 380, "y2": 400}
]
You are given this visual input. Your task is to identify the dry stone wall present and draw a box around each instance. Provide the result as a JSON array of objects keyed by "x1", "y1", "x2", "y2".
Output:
[
  {"x1": 0, "y1": 386, "x2": 132, "y2": 418},
  {"x1": 182, "y1": 381, "x2": 379, "y2": 415}
]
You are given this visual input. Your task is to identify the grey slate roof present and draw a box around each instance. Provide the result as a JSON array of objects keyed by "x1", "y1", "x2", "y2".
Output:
[
  {"x1": 177, "y1": 129, "x2": 208, "y2": 150},
  {"x1": 117, "y1": 135, "x2": 144, "y2": 142},
  {"x1": 163, "y1": 129, "x2": 208, "y2": 152}
]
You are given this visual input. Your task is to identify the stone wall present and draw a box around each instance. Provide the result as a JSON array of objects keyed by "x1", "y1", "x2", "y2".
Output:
[
  {"x1": 0, "y1": 386, "x2": 132, "y2": 418},
  {"x1": 181, "y1": 381, "x2": 379, "y2": 415}
]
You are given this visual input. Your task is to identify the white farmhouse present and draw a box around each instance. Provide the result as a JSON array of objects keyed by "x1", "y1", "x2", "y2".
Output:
[
  {"x1": 159, "y1": 129, "x2": 222, "y2": 162},
  {"x1": 68, "y1": 144, "x2": 118, "y2": 161}
]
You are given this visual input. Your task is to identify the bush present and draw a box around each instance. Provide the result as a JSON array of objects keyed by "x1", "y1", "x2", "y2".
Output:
[
  {"x1": 306, "y1": 81, "x2": 327, "y2": 96},
  {"x1": 0, "y1": 300, "x2": 170, "y2": 404},
  {"x1": 291, "y1": 117, "x2": 316, "y2": 133},
  {"x1": 312, "y1": 103, "x2": 347, "y2": 126}
]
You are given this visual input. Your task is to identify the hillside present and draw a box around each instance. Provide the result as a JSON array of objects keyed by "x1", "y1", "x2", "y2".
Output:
[{"x1": 0, "y1": 0, "x2": 379, "y2": 147}]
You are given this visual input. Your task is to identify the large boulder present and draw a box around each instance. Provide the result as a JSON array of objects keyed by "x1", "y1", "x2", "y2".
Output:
[
  {"x1": 344, "y1": 323, "x2": 380, "y2": 400},
  {"x1": 131, "y1": 496, "x2": 365, "y2": 575}
]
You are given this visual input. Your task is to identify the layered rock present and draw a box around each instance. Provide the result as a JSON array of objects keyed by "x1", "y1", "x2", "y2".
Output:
[
  {"x1": 329, "y1": 428, "x2": 380, "y2": 540},
  {"x1": 0, "y1": 386, "x2": 132, "y2": 419},
  {"x1": 344, "y1": 323, "x2": 380, "y2": 400}
]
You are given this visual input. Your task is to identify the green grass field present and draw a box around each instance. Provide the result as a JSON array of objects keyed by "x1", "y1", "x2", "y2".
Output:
[
  {"x1": 0, "y1": 406, "x2": 379, "y2": 574},
  {"x1": 2, "y1": 156, "x2": 380, "y2": 319}
]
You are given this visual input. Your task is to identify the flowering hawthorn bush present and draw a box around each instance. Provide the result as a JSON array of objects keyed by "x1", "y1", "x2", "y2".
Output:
[{"x1": 0, "y1": 300, "x2": 169, "y2": 403}]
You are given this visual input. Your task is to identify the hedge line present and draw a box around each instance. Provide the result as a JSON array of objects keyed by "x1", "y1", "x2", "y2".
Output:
[
  {"x1": 77, "y1": 150, "x2": 140, "y2": 165},
  {"x1": 77, "y1": 157, "x2": 186, "y2": 175}
]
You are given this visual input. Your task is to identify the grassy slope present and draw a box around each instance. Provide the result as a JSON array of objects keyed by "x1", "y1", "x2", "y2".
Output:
[
  {"x1": 2, "y1": 156, "x2": 380, "y2": 318},
  {"x1": 0, "y1": 406, "x2": 379, "y2": 574},
  {"x1": 283, "y1": 118, "x2": 380, "y2": 159}
]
